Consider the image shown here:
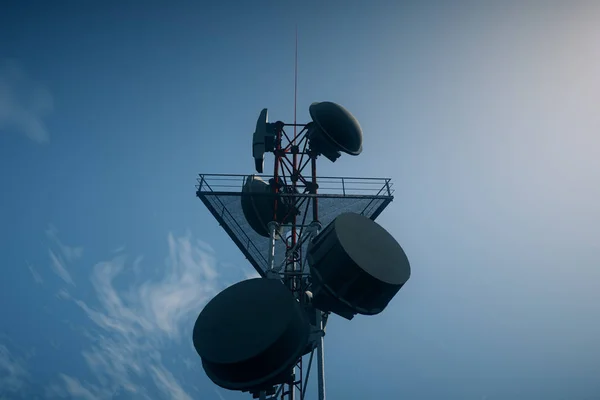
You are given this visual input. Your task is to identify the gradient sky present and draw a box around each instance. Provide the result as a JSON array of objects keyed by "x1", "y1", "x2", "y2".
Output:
[{"x1": 1, "y1": 1, "x2": 600, "y2": 399}]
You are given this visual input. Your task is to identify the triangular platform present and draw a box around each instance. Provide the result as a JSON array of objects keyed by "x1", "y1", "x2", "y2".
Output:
[{"x1": 196, "y1": 174, "x2": 394, "y2": 277}]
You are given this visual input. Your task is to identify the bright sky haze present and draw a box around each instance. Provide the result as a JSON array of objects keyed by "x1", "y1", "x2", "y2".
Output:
[{"x1": 1, "y1": 1, "x2": 600, "y2": 399}]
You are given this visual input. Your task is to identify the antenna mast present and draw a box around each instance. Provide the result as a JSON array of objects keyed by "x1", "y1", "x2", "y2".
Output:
[{"x1": 294, "y1": 24, "x2": 298, "y2": 136}]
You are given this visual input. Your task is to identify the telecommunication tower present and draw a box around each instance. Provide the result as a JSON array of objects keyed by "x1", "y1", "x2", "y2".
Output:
[{"x1": 192, "y1": 35, "x2": 411, "y2": 400}]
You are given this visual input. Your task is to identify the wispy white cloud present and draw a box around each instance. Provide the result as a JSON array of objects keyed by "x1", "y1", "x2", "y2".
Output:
[
  {"x1": 215, "y1": 388, "x2": 227, "y2": 400},
  {"x1": 149, "y1": 365, "x2": 192, "y2": 400},
  {"x1": 243, "y1": 268, "x2": 261, "y2": 280},
  {"x1": 49, "y1": 231, "x2": 223, "y2": 399},
  {"x1": 46, "y1": 225, "x2": 84, "y2": 263},
  {"x1": 137, "y1": 233, "x2": 218, "y2": 339},
  {"x1": 132, "y1": 255, "x2": 144, "y2": 276},
  {"x1": 60, "y1": 374, "x2": 98, "y2": 400},
  {"x1": 27, "y1": 262, "x2": 44, "y2": 284},
  {"x1": 0, "y1": 345, "x2": 30, "y2": 396},
  {"x1": 112, "y1": 246, "x2": 126, "y2": 254},
  {"x1": 56, "y1": 288, "x2": 71, "y2": 300},
  {"x1": 181, "y1": 358, "x2": 196, "y2": 371},
  {"x1": 46, "y1": 225, "x2": 83, "y2": 286},
  {"x1": 45, "y1": 374, "x2": 107, "y2": 400},
  {"x1": 0, "y1": 59, "x2": 53, "y2": 144},
  {"x1": 49, "y1": 249, "x2": 75, "y2": 286}
]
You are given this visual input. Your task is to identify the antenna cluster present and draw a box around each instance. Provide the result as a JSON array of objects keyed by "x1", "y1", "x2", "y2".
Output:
[
  {"x1": 193, "y1": 30, "x2": 410, "y2": 400},
  {"x1": 193, "y1": 100, "x2": 411, "y2": 399}
]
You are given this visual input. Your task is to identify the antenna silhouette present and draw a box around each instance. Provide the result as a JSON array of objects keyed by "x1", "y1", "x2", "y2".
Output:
[{"x1": 193, "y1": 30, "x2": 411, "y2": 400}]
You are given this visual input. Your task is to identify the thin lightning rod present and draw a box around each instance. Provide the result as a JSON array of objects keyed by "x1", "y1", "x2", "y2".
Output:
[{"x1": 294, "y1": 25, "x2": 298, "y2": 138}]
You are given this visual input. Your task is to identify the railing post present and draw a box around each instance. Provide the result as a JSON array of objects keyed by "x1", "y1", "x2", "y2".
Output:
[
  {"x1": 385, "y1": 179, "x2": 391, "y2": 196},
  {"x1": 341, "y1": 177, "x2": 346, "y2": 196}
]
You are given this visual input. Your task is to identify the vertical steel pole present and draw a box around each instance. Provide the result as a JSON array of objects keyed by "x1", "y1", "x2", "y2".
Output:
[
  {"x1": 308, "y1": 221, "x2": 325, "y2": 400},
  {"x1": 316, "y1": 310, "x2": 326, "y2": 400}
]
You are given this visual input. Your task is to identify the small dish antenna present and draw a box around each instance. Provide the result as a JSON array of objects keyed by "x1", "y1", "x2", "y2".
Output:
[
  {"x1": 307, "y1": 101, "x2": 363, "y2": 162},
  {"x1": 252, "y1": 109, "x2": 278, "y2": 173},
  {"x1": 241, "y1": 175, "x2": 297, "y2": 237}
]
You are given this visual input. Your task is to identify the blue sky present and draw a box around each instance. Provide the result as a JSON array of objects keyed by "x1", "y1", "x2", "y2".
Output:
[{"x1": 1, "y1": 1, "x2": 600, "y2": 399}]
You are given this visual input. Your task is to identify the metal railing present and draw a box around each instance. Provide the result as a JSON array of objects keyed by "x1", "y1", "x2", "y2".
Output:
[{"x1": 196, "y1": 174, "x2": 394, "y2": 198}]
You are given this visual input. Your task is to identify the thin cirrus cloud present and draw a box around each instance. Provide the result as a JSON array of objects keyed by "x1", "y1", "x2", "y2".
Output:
[
  {"x1": 47, "y1": 225, "x2": 84, "y2": 263},
  {"x1": 27, "y1": 262, "x2": 44, "y2": 285},
  {"x1": 0, "y1": 59, "x2": 53, "y2": 144},
  {"x1": 46, "y1": 225, "x2": 83, "y2": 286},
  {"x1": 45, "y1": 230, "x2": 226, "y2": 400},
  {"x1": 0, "y1": 345, "x2": 29, "y2": 395},
  {"x1": 48, "y1": 249, "x2": 75, "y2": 286}
]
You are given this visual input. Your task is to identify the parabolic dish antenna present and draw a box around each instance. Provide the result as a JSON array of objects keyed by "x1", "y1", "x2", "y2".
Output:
[
  {"x1": 252, "y1": 108, "x2": 277, "y2": 173},
  {"x1": 241, "y1": 175, "x2": 296, "y2": 237},
  {"x1": 307, "y1": 101, "x2": 363, "y2": 162},
  {"x1": 193, "y1": 278, "x2": 310, "y2": 392},
  {"x1": 307, "y1": 212, "x2": 411, "y2": 319}
]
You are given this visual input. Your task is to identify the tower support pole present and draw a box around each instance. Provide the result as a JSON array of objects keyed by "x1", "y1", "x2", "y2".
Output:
[
  {"x1": 316, "y1": 310, "x2": 326, "y2": 400},
  {"x1": 308, "y1": 221, "x2": 325, "y2": 400}
]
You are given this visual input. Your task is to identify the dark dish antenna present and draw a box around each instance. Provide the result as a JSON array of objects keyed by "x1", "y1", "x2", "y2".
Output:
[{"x1": 193, "y1": 28, "x2": 411, "y2": 400}]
